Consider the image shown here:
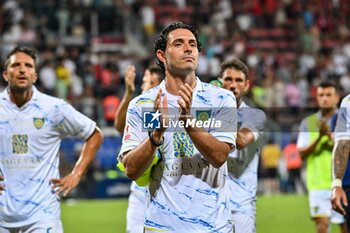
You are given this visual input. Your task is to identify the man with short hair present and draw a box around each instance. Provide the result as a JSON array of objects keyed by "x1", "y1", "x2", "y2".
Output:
[
  {"x1": 219, "y1": 59, "x2": 266, "y2": 233},
  {"x1": 118, "y1": 22, "x2": 237, "y2": 232},
  {"x1": 0, "y1": 46, "x2": 103, "y2": 233},
  {"x1": 114, "y1": 64, "x2": 163, "y2": 233},
  {"x1": 297, "y1": 81, "x2": 346, "y2": 233}
]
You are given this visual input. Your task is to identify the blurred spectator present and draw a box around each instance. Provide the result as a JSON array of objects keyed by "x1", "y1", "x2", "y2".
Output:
[
  {"x1": 39, "y1": 59, "x2": 57, "y2": 96},
  {"x1": 283, "y1": 140, "x2": 305, "y2": 194},
  {"x1": 55, "y1": 57, "x2": 71, "y2": 100},
  {"x1": 103, "y1": 95, "x2": 120, "y2": 126},
  {"x1": 285, "y1": 77, "x2": 302, "y2": 113},
  {"x1": 261, "y1": 138, "x2": 282, "y2": 195}
]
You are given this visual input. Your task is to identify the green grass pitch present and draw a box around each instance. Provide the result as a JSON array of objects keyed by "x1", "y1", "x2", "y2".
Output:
[{"x1": 62, "y1": 195, "x2": 342, "y2": 233}]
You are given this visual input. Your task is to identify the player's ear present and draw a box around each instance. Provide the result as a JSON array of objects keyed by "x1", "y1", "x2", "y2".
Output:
[
  {"x1": 244, "y1": 79, "x2": 250, "y2": 92},
  {"x1": 33, "y1": 72, "x2": 38, "y2": 83},
  {"x1": 3, "y1": 71, "x2": 8, "y2": 82},
  {"x1": 156, "y1": 50, "x2": 166, "y2": 64}
]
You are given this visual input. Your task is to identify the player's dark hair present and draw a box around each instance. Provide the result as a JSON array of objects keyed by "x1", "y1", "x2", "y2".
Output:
[
  {"x1": 154, "y1": 22, "x2": 202, "y2": 74},
  {"x1": 148, "y1": 65, "x2": 164, "y2": 83},
  {"x1": 219, "y1": 59, "x2": 249, "y2": 81},
  {"x1": 318, "y1": 80, "x2": 338, "y2": 91},
  {"x1": 4, "y1": 46, "x2": 38, "y2": 70}
]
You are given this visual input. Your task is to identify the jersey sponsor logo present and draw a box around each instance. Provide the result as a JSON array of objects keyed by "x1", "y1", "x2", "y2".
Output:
[
  {"x1": 33, "y1": 117, "x2": 45, "y2": 129},
  {"x1": 12, "y1": 134, "x2": 28, "y2": 154},
  {"x1": 162, "y1": 157, "x2": 210, "y2": 176},
  {"x1": 173, "y1": 132, "x2": 194, "y2": 158}
]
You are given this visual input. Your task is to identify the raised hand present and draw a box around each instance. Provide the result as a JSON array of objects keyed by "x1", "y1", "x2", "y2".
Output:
[
  {"x1": 141, "y1": 69, "x2": 152, "y2": 93},
  {"x1": 154, "y1": 88, "x2": 169, "y2": 132},
  {"x1": 125, "y1": 65, "x2": 136, "y2": 94},
  {"x1": 319, "y1": 120, "x2": 331, "y2": 138},
  {"x1": 177, "y1": 83, "x2": 193, "y2": 122}
]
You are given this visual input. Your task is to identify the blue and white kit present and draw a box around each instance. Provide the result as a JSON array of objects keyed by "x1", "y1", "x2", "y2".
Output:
[
  {"x1": 0, "y1": 87, "x2": 96, "y2": 228},
  {"x1": 119, "y1": 78, "x2": 237, "y2": 233}
]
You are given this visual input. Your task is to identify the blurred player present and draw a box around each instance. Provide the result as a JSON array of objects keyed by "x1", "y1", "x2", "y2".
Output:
[
  {"x1": 114, "y1": 64, "x2": 163, "y2": 233},
  {"x1": 0, "y1": 46, "x2": 103, "y2": 233},
  {"x1": 118, "y1": 22, "x2": 237, "y2": 232},
  {"x1": 219, "y1": 59, "x2": 266, "y2": 233},
  {"x1": 332, "y1": 94, "x2": 350, "y2": 230},
  {"x1": 297, "y1": 81, "x2": 346, "y2": 233}
]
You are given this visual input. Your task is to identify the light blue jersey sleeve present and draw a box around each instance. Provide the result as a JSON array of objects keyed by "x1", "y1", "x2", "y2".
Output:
[
  {"x1": 53, "y1": 100, "x2": 96, "y2": 140},
  {"x1": 210, "y1": 91, "x2": 237, "y2": 150}
]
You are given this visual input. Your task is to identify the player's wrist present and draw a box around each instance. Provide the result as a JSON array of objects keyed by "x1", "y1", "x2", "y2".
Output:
[
  {"x1": 149, "y1": 130, "x2": 164, "y2": 147},
  {"x1": 331, "y1": 178, "x2": 342, "y2": 189},
  {"x1": 125, "y1": 89, "x2": 134, "y2": 97},
  {"x1": 71, "y1": 170, "x2": 84, "y2": 178}
]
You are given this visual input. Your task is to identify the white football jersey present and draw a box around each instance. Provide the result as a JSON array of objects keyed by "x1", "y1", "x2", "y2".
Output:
[
  {"x1": 0, "y1": 87, "x2": 96, "y2": 227},
  {"x1": 227, "y1": 101, "x2": 266, "y2": 215},
  {"x1": 119, "y1": 78, "x2": 237, "y2": 232}
]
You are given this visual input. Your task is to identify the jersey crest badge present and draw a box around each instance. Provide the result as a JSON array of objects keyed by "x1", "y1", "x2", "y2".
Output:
[
  {"x1": 33, "y1": 117, "x2": 45, "y2": 129},
  {"x1": 196, "y1": 110, "x2": 211, "y2": 122}
]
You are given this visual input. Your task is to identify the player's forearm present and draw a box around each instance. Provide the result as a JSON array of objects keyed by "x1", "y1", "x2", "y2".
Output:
[
  {"x1": 114, "y1": 94, "x2": 133, "y2": 133},
  {"x1": 298, "y1": 137, "x2": 321, "y2": 160},
  {"x1": 123, "y1": 130, "x2": 163, "y2": 180},
  {"x1": 236, "y1": 128, "x2": 256, "y2": 150},
  {"x1": 186, "y1": 127, "x2": 231, "y2": 168},
  {"x1": 332, "y1": 140, "x2": 350, "y2": 180},
  {"x1": 71, "y1": 128, "x2": 104, "y2": 177}
]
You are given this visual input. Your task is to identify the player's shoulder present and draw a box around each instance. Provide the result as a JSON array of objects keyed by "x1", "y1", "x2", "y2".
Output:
[
  {"x1": 130, "y1": 86, "x2": 160, "y2": 108},
  {"x1": 35, "y1": 90, "x2": 66, "y2": 109},
  {"x1": 340, "y1": 94, "x2": 350, "y2": 107},
  {"x1": 201, "y1": 81, "x2": 236, "y2": 102},
  {"x1": 240, "y1": 103, "x2": 267, "y2": 126},
  {"x1": 245, "y1": 106, "x2": 266, "y2": 123}
]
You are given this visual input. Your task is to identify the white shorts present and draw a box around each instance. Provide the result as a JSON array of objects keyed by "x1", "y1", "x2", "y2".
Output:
[
  {"x1": 231, "y1": 212, "x2": 256, "y2": 233},
  {"x1": 309, "y1": 190, "x2": 345, "y2": 224},
  {"x1": 0, "y1": 219, "x2": 63, "y2": 233},
  {"x1": 126, "y1": 187, "x2": 147, "y2": 233}
]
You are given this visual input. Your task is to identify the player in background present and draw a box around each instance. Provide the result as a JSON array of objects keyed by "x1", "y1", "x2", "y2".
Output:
[
  {"x1": 331, "y1": 94, "x2": 350, "y2": 230},
  {"x1": 0, "y1": 46, "x2": 103, "y2": 233},
  {"x1": 218, "y1": 59, "x2": 266, "y2": 233},
  {"x1": 297, "y1": 81, "x2": 347, "y2": 233},
  {"x1": 114, "y1": 65, "x2": 163, "y2": 134},
  {"x1": 114, "y1": 64, "x2": 163, "y2": 233},
  {"x1": 118, "y1": 22, "x2": 237, "y2": 232}
]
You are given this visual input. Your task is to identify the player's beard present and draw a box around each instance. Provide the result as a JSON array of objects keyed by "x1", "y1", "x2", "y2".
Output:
[{"x1": 9, "y1": 82, "x2": 32, "y2": 95}]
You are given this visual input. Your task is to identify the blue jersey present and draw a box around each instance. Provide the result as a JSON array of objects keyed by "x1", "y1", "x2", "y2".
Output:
[
  {"x1": 119, "y1": 78, "x2": 237, "y2": 233},
  {"x1": 0, "y1": 87, "x2": 96, "y2": 227}
]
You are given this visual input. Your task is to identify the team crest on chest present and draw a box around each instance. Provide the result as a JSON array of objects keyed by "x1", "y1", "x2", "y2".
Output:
[
  {"x1": 33, "y1": 117, "x2": 45, "y2": 129},
  {"x1": 196, "y1": 110, "x2": 211, "y2": 122}
]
